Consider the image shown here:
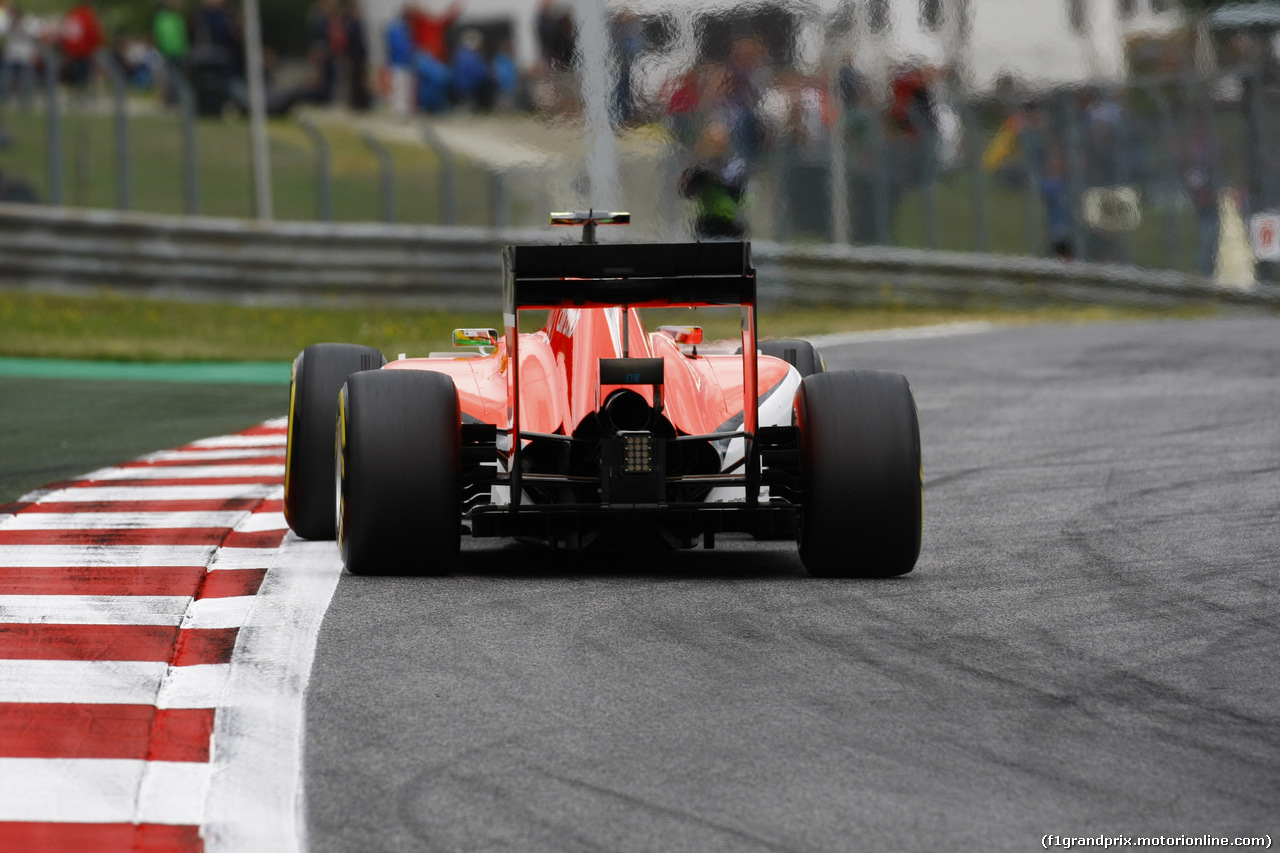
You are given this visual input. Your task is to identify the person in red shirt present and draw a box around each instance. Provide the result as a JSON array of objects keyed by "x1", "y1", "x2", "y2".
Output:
[
  {"x1": 407, "y1": 1, "x2": 459, "y2": 62},
  {"x1": 60, "y1": 1, "x2": 104, "y2": 89}
]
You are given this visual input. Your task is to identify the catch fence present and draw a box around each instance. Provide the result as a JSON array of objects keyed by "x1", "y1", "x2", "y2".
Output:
[{"x1": 3, "y1": 55, "x2": 1280, "y2": 285}]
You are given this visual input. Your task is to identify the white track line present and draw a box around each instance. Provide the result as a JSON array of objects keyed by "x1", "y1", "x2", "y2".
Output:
[
  {"x1": 203, "y1": 536, "x2": 343, "y2": 853},
  {"x1": 82, "y1": 465, "x2": 284, "y2": 481},
  {"x1": 0, "y1": 512, "x2": 249, "y2": 530},
  {"x1": 0, "y1": 545, "x2": 218, "y2": 567},
  {"x1": 208, "y1": 548, "x2": 279, "y2": 571},
  {"x1": 0, "y1": 660, "x2": 228, "y2": 707},
  {"x1": 187, "y1": 435, "x2": 287, "y2": 449},
  {"x1": 803, "y1": 320, "x2": 995, "y2": 347},
  {"x1": 0, "y1": 758, "x2": 212, "y2": 824},
  {"x1": 0, "y1": 595, "x2": 191, "y2": 625},
  {"x1": 32, "y1": 485, "x2": 282, "y2": 503},
  {"x1": 155, "y1": 664, "x2": 232, "y2": 709},
  {"x1": 184, "y1": 596, "x2": 256, "y2": 630},
  {"x1": 233, "y1": 512, "x2": 288, "y2": 533},
  {"x1": 141, "y1": 449, "x2": 286, "y2": 463}
]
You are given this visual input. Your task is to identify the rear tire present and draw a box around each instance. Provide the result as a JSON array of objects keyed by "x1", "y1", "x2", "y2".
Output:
[
  {"x1": 796, "y1": 370, "x2": 922, "y2": 578},
  {"x1": 285, "y1": 343, "x2": 385, "y2": 540},
  {"x1": 338, "y1": 369, "x2": 460, "y2": 575},
  {"x1": 738, "y1": 339, "x2": 826, "y2": 378},
  {"x1": 759, "y1": 339, "x2": 825, "y2": 378}
]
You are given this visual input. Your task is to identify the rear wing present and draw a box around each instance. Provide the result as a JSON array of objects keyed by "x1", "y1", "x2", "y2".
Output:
[
  {"x1": 499, "y1": 239, "x2": 762, "y2": 511},
  {"x1": 501, "y1": 241, "x2": 755, "y2": 312}
]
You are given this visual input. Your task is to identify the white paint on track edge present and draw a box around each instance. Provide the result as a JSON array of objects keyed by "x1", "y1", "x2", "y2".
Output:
[
  {"x1": 802, "y1": 320, "x2": 995, "y2": 348},
  {"x1": 202, "y1": 534, "x2": 343, "y2": 853}
]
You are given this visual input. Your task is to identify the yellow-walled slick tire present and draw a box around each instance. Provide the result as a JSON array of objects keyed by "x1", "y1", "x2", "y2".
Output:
[
  {"x1": 338, "y1": 369, "x2": 460, "y2": 575},
  {"x1": 284, "y1": 343, "x2": 386, "y2": 540}
]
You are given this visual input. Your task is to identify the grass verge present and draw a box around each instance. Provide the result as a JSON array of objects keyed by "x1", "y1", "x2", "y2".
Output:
[{"x1": 0, "y1": 288, "x2": 1218, "y2": 363}]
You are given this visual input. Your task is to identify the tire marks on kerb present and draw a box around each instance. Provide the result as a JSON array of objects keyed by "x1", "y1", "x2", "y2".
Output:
[{"x1": 0, "y1": 417, "x2": 339, "y2": 852}]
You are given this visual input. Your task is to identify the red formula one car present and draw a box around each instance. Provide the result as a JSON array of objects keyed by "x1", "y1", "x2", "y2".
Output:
[{"x1": 284, "y1": 213, "x2": 921, "y2": 577}]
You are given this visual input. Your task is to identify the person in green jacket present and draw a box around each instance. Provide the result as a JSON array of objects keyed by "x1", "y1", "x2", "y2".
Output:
[
  {"x1": 679, "y1": 120, "x2": 749, "y2": 239},
  {"x1": 153, "y1": 0, "x2": 187, "y2": 103}
]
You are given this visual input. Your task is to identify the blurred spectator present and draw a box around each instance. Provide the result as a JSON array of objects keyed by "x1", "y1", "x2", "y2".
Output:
[
  {"x1": 612, "y1": 10, "x2": 642, "y2": 124},
  {"x1": 345, "y1": 1, "x2": 370, "y2": 111},
  {"x1": 0, "y1": 4, "x2": 41, "y2": 109},
  {"x1": 1041, "y1": 147, "x2": 1073, "y2": 260},
  {"x1": 492, "y1": 37, "x2": 517, "y2": 109},
  {"x1": 1080, "y1": 89, "x2": 1126, "y2": 262},
  {"x1": 890, "y1": 65, "x2": 936, "y2": 139},
  {"x1": 118, "y1": 35, "x2": 157, "y2": 90},
  {"x1": 450, "y1": 28, "x2": 491, "y2": 110},
  {"x1": 885, "y1": 62, "x2": 941, "y2": 229},
  {"x1": 662, "y1": 68, "x2": 700, "y2": 144},
  {"x1": 307, "y1": 0, "x2": 338, "y2": 103},
  {"x1": 984, "y1": 103, "x2": 1031, "y2": 173},
  {"x1": 679, "y1": 121, "x2": 748, "y2": 239},
  {"x1": 537, "y1": 0, "x2": 574, "y2": 71},
  {"x1": 385, "y1": 6, "x2": 413, "y2": 119},
  {"x1": 408, "y1": 1, "x2": 459, "y2": 62},
  {"x1": 59, "y1": 1, "x2": 104, "y2": 91},
  {"x1": 153, "y1": 0, "x2": 187, "y2": 103},
  {"x1": 763, "y1": 70, "x2": 827, "y2": 152},
  {"x1": 414, "y1": 45, "x2": 450, "y2": 113},
  {"x1": 1181, "y1": 128, "x2": 1220, "y2": 276},
  {"x1": 530, "y1": 2, "x2": 574, "y2": 113},
  {"x1": 723, "y1": 36, "x2": 768, "y2": 157},
  {"x1": 837, "y1": 62, "x2": 884, "y2": 244},
  {"x1": 190, "y1": 0, "x2": 240, "y2": 116}
]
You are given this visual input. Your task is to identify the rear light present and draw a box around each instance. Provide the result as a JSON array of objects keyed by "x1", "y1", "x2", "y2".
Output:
[{"x1": 618, "y1": 431, "x2": 654, "y2": 474}]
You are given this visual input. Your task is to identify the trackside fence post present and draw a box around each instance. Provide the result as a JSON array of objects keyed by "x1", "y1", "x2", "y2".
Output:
[
  {"x1": 423, "y1": 124, "x2": 457, "y2": 225},
  {"x1": 828, "y1": 104, "x2": 850, "y2": 245},
  {"x1": 298, "y1": 117, "x2": 332, "y2": 222},
  {"x1": 35, "y1": 43, "x2": 62, "y2": 205},
  {"x1": 922, "y1": 117, "x2": 940, "y2": 250},
  {"x1": 961, "y1": 102, "x2": 989, "y2": 253},
  {"x1": 772, "y1": 146, "x2": 791, "y2": 242},
  {"x1": 490, "y1": 170, "x2": 508, "y2": 228},
  {"x1": 1140, "y1": 82, "x2": 1179, "y2": 271},
  {"x1": 869, "y1": 111, "x2": 891, "y2": 245},
  {"x1": 362, "y1": 132, "x2": 395, "y2": 224},
  {"x1": 1062, "y1": 92, "x2": 1088, "y2": 262},
  {"x1": 1242, "y1": 70, "x2": 1275, "y2": 283},
  {"x1": 1116, "y1": 93, "x2": 1135, "y2": 266},
  {"x1": 96, "y1": 51, "x2": 131, "y2": 211},
  {"x1": 172, "y1": 70, "x2": 200, "y2": 215}
]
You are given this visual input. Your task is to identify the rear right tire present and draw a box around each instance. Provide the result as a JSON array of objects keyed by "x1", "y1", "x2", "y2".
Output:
[
  {"x1": 795, "y1": 369, "x2": 922, "y2": 578},
  {"x1": 737, "y1": 339, "x2": 826, "y2": 378},
  {"x1": 338, "y1": 369, "x2": 461, "y2": 575},
  {"x1": 758, "y1": 339, "x2": 825, "y2": 378}
]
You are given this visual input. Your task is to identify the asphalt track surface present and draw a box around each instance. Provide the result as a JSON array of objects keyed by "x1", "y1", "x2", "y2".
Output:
[{"x1": 305, "y1": 317, "x2": 1280, "y2": 852}]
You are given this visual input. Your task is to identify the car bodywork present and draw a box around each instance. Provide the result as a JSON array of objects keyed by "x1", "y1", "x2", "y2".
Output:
[{"x1": 380, "y1": 234, "x2": 802, "y2": 549}]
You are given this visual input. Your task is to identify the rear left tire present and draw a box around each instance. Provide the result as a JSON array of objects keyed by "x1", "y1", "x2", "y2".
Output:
[
  {"x1": 338, "y1": 369, "x2": 461, "y2": 575},
  {"x1": 285, "y1": 343, "x2": 386, "y2": 540}
]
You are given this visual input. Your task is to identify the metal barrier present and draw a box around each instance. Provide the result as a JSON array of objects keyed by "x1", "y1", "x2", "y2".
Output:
[{"x1": 0, "y1": 203, "x2": 1274, "y2": 311}]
